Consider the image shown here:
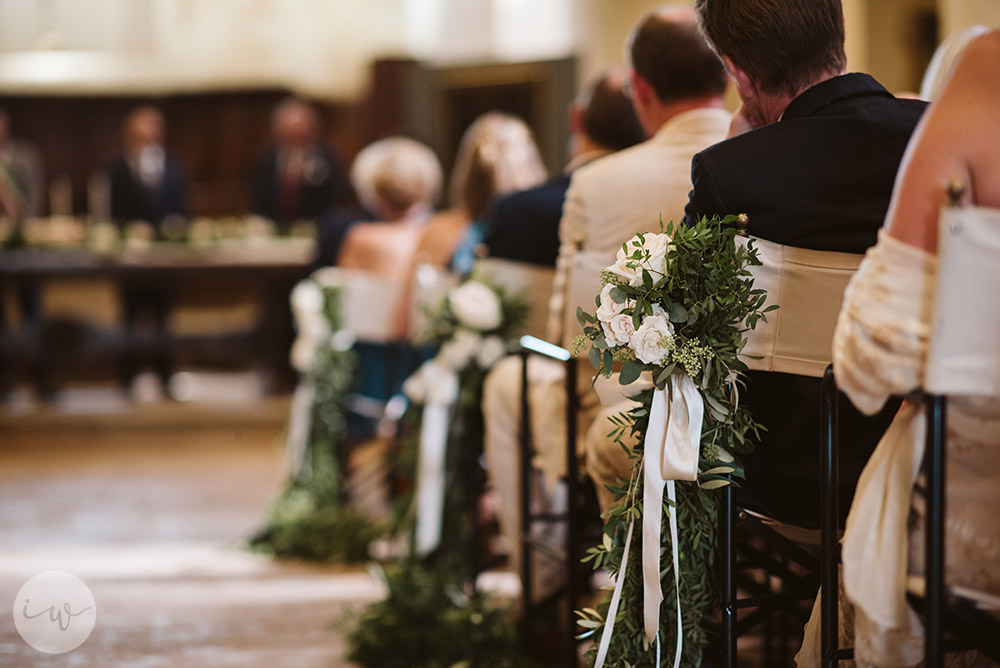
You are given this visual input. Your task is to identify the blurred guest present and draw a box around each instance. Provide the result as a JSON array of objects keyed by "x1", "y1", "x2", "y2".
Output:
[
  {"x1": 0, "y1": 107, "x2": 44, "y2": 219},
  {"x1": 821, "y1": 30, "x2": 1000, "y2": 667},
  {"x1": 481, "y1": 70, "x2": 645, "y2": 266},
  {"x1": 444, "y1": 112, "x2": 547, "y2": 274},
  {"x1": 337, "y1": 136, "x2": 443, "y2": 338},
  {"x1": 108, "y1": 105, "x2": 188, "y2": 225},
  {"x1": 253, "y1": 97, "x2": 347, "y2": 225},
  {"x1": 482, "y1": 5, "x2": 730, "y2": 593}
]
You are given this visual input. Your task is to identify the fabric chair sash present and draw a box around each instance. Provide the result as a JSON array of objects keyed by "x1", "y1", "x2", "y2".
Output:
[
  {"x1": 739, "y1": 236, "x2": 863, "y2": 378},
  {"x1": 925, "y1": 205, "x2": 1000, "y2": 396}
]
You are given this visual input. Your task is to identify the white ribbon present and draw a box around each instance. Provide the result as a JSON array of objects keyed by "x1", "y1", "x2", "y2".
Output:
[
  {"x1": 641, "y1": 377, "x2": 704, "y2": 663},
  {"x1": 593, "y1": 520, "x2": 634, "y2": 668},
  {"x1": 414, "y1": 401, "x2": 451, "y2": 556}
]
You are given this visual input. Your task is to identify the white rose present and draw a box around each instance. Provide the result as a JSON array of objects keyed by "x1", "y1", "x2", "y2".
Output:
[
  {"x1": 606, "y1": 233, "x2": 671, "y2": 287},
  {"x1": 602, "y1": 313, "x2": 636, "y2": 347},
  {"x1": 629, "y1": 312, "x2": 675, "y2": 365},
  {"x1": 595, "y1": 284, "x2": 627, "y2": 324},
  {"x1": 448, "y1": 281, "x2": 503, "y2": 331},
  {"x1": 402, "y1": 368, "x2": 428, "y2": 403},
  {"x1": 476, "y1": 336, "x2": 507, "y2": 369},
  {"x1": 290, "y1": 336, "x2": 319, "y2": 373},
  {"x1": 438, "y1": 328, "x2": 480, "y2": 370},
  {"x1": 422, "y1": 360, "x2": 460, "y2": 404}
]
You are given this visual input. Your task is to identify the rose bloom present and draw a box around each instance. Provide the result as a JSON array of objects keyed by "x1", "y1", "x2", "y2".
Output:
[
  {"x1": 629, "y1": 312, "x2": 675, "y2": 365},
  {"x1": 602, "y1": 313, "x2": 636, "y2": 347},
  {"x1": 448, "y1": 281, "x2": 503, "y2": 331},
  {"x1": 438, "y1": 328, "x2": 481, "y2": 370},
  {"x1": 476, "y1": 335, "x2": 507, "y2": 369},
  {"x1": 596, "y1": 283, "x2": 627, "y2": 324},
  {"x1": 606, "y1": 233, "x2": 671, "y2": 287}
]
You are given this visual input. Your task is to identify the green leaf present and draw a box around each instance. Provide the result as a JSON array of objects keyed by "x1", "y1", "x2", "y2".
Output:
[
  {"x1": 618, "y1": 360, "x2": 643, "y2": 386},
  {"x1": 609, "y1": 286, "x2": 627, "y2": 304},
  {"x1": 588, "y1": 345, "x2": 602, "y2": 372},
  {"x1": 577, "y1": 306, "x2": 595, "y2": 326}
]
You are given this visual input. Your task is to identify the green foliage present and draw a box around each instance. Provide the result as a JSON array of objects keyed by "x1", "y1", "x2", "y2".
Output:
[
  {"x1": 575, "y1": 216, "x2": 772, "y2": 667},
  {"x1": 347, "y1": 563, "x2": 526, "y2": 668},
  {"x1": 251, "y1": 281, "x2": 383, "y2": 562}
]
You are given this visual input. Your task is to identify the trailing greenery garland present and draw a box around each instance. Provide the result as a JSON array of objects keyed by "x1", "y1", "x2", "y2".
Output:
[
  {"x1": 251, "y1": 278, "x2": 381, "y2": 562},
  {"x1": 573, "y1": 215, "x2": 772, "y2": 666},
  {"x1": 347, "y1": 273, "x2": 528, "y2": 668}
]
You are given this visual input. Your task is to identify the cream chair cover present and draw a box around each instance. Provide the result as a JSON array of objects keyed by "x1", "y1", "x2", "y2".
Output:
[
  {"x1": 738, "y1": 236, "x2": 863, "y2": 378},
  {"x1": 472, "y1": 257, "x2": 554, "y2": 341},
  {"x1": 797, "y1": 210, "x2": 1000, "y2": 668},
  {"x1": 311, "y1": 266, "x2": 406, "y2": 344}
]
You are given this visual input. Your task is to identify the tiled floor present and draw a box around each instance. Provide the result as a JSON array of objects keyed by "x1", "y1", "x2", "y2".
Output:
[{"x1": 0, "y1": 385, "x2": 387, "y2": 668}]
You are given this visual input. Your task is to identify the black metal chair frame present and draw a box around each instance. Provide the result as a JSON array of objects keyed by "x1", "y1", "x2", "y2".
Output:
[
  {"x1": 820, "y1": 366, "x2": 1000, "y2": 667},
  {"x1": 517, "y1": 334, "x2": 584, "y2": 668}
]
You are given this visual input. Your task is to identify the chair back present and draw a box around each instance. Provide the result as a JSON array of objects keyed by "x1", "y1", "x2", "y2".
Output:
[
  {"x1": 473, "y1": 257, "x2": 555, "y2": 340},
  {"x1": 312, "y1": 266, "x2": 405, "y2": 344},
  {"x1": 739, "y1": 236, "x2": 863, "y2": 378},
  {"x1": 408, "y1": 263, "x2": 459, "y2": 340},
  {"x1": 561, "y1": 250, "x2": 617, "y2": 350},
  {"x1": 925, "y1": 205, "x2": 1000, "y2": 396}
]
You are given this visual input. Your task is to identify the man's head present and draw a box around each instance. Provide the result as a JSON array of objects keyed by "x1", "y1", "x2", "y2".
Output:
[
  {"x1": 624, "y1": 6, "x2": 728, "y2": 135},
  {"x1": 695, "y1": 0, "x2": 846, "y2": 122},
  {"x1": 123, "y1": 106, "x2": 165, "y2": 153},
  {"x1": 570, "y1": 70, "x2": 646, "y2": 155},
  {"x1": 272, "y1": 97, "x2": 320, "y2": 148}
]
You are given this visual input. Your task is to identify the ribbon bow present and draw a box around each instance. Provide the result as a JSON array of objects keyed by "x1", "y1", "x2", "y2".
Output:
[{"x1": 594, "y1": 374, "x2": 703, "y2": 668}]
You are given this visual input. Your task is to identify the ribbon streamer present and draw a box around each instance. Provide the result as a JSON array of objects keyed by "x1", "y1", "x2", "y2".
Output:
[
  {"x1": 641, "y1": 377, "x2": 704, "y2": 660},
  {"x1": 414, "y1": 401, "x2": 451, "y2": 556},
  {"x1": 593, "y1": 520, "x2": 635, "y2": 668}
]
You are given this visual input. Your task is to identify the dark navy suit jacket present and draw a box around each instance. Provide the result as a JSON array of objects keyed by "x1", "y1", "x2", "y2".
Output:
[
  {"x1": 108, "y1": 156, "x2": 188, "y2": 224},
  {"x1": 482, "y1": 175, "x2": 570, "y2": 267},
  {"x1": 252, "y1": 145, "x2": 346, "y2": 223},
  {"x1": 684, "y1": 73, "x2": 927, "y2": 527}
]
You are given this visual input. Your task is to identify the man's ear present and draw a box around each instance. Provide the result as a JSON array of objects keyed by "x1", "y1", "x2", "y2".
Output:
[
  {"x1": 567, "y1": 102, "x2": 584, "y2": 135},
  {"x1": 723, "y1": 56, "x2": 758, "y2": 104}
]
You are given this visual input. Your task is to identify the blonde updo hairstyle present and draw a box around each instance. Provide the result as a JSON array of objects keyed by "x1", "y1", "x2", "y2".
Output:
[
  {"x1": 448, "y1": 112, "x2": 547, "y2": 221},
  {"x1": 350, "y1": 137, "x2": 443, "y2": 221}
]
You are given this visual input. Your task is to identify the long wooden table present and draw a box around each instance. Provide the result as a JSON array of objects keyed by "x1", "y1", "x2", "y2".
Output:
[{"x1": 0, "y1": 238, "x2": 316, "y2": 399}]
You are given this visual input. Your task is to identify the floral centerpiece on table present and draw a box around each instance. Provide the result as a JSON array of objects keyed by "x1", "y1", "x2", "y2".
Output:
[
  {"x1": 348, "y1": 272, "x2": 528, "y2": 668},
  {"x1": 573, "y1": 215, "x2": 773, "y2": 668}
]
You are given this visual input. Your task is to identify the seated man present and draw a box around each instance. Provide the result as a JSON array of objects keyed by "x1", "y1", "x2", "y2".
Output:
[
  {"x1": 480, "y1": 71, "x2": 645, "y2": 266},
  {"x1": 482, "y1": 6, "x2": 730, "y2": 584},
  {"x1": 586, "y1": 0, "x2": 927, "y2": 528}
]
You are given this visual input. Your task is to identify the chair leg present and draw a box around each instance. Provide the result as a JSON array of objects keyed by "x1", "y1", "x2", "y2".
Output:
[
  {"x1": 924, "y1": 394, "x2": 947, "y2": 668},
  {"x1": 721, "y1": 484, "x2": 737, "y2": 667},
  {"x1": 519, "y1": 351, "x2": 534, "y2": 653},
  {"x1": 564, "y1": 358, "x2": 579, "y2": 668},
  {"x1": 820, "y1": 366, "x2": 841, "y2": 668}
]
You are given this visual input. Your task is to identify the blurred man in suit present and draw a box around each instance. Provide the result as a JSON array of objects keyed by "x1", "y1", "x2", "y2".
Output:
[
  {"x1": 253, "y1": 97, "x2": 346, "y2": 226},
  {"x1": 481, "y1": 5, "x2": 731, "y2": 593},
  {"x1": 0, "y1": 107, "x2": 44, "y2": 219},
  {"x1": 108, "y1": 105, "x2": 188, "y2": 225},
  {"x1": 480, "y1": 70, "x2": 645, "y2": 266}
]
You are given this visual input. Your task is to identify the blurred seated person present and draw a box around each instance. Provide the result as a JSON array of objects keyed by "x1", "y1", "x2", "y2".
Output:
[
  {"x1": 444, "y1": 112, "x2": 547, "y2": 274},
  {"x1": 336, "y1": 137, "x2": 443, "y2": 406},
  {"x1": 481, "y1": 70, "x2": 645, "y2": 266},
  {"x1": 108, "y1": 105, "x2": 188, "y2": 226},
  {"x1": 253, "y1": 97, "x2": 347, "y2": 227},
  {"x1": 0, "y1": 106, "x2": 44, "y2": 219},
  {"x1": 818, "y1": 30, "x2": 1000, "y2": 668}
]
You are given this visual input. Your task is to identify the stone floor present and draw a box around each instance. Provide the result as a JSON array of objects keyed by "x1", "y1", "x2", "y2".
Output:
[{"x1": 0, "y1": 382, "x2": 387, "y2": 668}]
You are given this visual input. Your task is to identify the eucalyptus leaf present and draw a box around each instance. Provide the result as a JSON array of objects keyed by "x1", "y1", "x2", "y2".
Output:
[{"x1": 619, "y1": 360, "x2": 643, "y2": 386}]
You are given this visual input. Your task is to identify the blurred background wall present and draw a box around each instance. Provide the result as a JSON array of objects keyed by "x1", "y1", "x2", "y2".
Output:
[{"x1": 0, "y1": 0, "x2": 996, "y2": 216}]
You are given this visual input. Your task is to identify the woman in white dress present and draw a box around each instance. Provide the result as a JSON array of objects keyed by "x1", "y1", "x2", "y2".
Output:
[{"x1": 813, "y1": 31, "x2": 1000, "y2": 667}]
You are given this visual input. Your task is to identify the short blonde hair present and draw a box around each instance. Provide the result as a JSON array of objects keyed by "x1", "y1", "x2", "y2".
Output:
[
  {"x1": 350, "y1": 137, "x2": 443, "y2": 220},
  {"x1": 448, "y1": 112, "x2": 547, "y2": 220}
]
